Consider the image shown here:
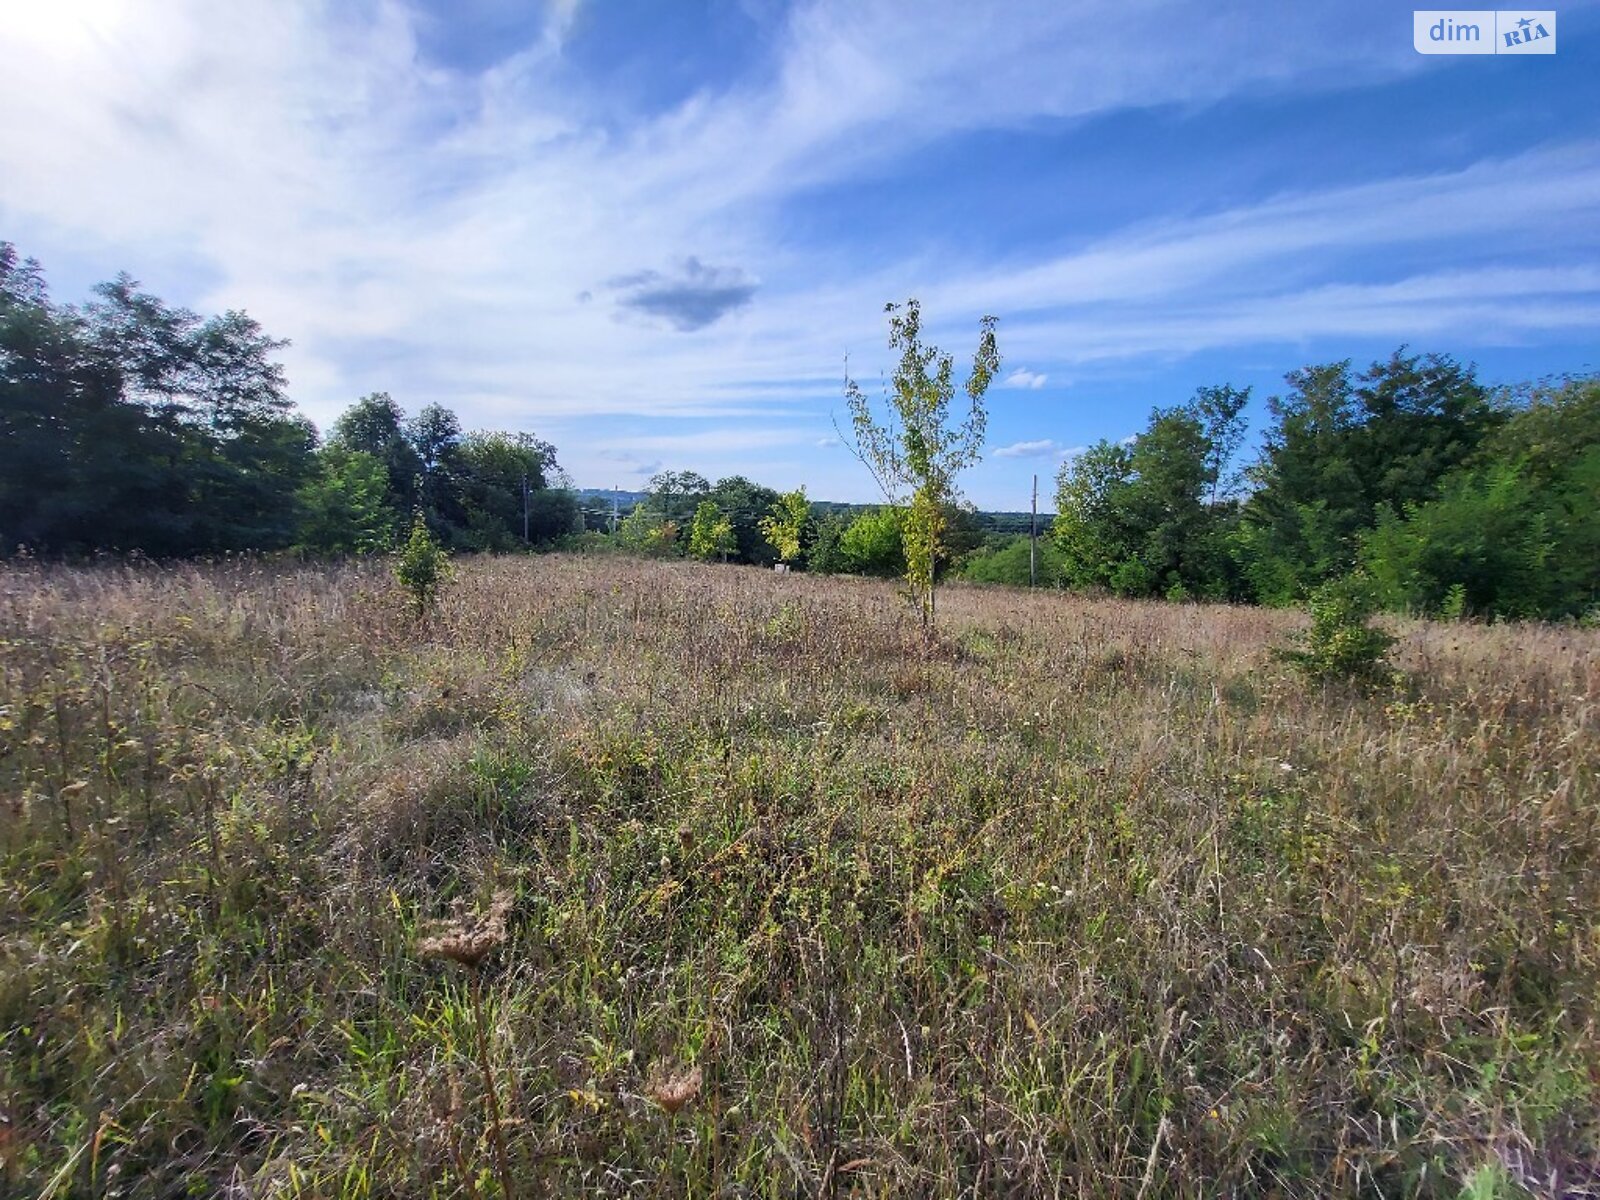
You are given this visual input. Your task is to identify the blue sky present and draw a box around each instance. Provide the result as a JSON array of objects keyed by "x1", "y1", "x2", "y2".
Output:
[{"x1": 2, "y1": 0, "x2": 1597, "y2": 509}]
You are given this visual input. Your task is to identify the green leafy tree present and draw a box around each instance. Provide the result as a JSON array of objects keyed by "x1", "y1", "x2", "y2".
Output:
[
  {"x1": 759, "y1": 488, "x2": 809, "y2": 565},
  {"x1": 1359, "y1": 377, "x2": 1600, "y2": 619},
  {"x1": 709, "y1": 475, "x2": 782, "y2": 564},
  {"x1": 1053, "y1": 441, "x2": 1136, "y2": 589},
  {"x1": 1190, "y1": 383, "x2": 1252, "y2": 504},
  {"x1": 406, "y1": 403, "x2": 465, "y2": 538},
  {"x1": 0, "y1": 242, "x2": 313, "y2": 557},
  {"x1": 1118, "y1": 406, "x2": 1230, "y2": 596},
  {"x1": 1360, "y1": 462, "x2": 1553, "y2": 618},
  {"x1": 843, "y1": 299, "x2": 1000, "y2": 625},
  {"x1": 524, "y1": 488, "x2": 583, "y2": 544},
  {"x1": 646, "y1": 470, "x2": 712, "y2": 524},
  {"x1": 1487, "y1": 374, "x2": 1600, "y2": 477},
  {"x1": 86, "y1": 272, "x2": 293, "y2": 431},
  {"x1": 454, "y1": 430, "x2": 561, "y2": 549},
  {"x1": 296, "y1": 449, "x2": 397, "y2": 555},
  {"x1": 90, "y1": 271, "x2": 315, "y2": 554},
  {"x1": 1, "y1": 245, "x2": 137, "y2": 553},
  {"x1": 1237, "y1": 351, "x2": 1503, "y2": 604},
  {"x1": 208, "y1": 414, "x2": 319, "y2": 551},
  {"x1": 618, "y1": 505, "x2": 681, "y2": 557},
  {"x1": 804, "y1": 511, "x2": 851, "y2": 574},
  {"x1": 688, "y1": 499, "x2": 737, "y2": 561},
  {"x1": 1053, "y1": 402, "x2": 1236, "y2": 598},
  {"x1": 941, "y1": 501, "x2": 987, "y2": 572},
  {"x1": 328, "y1": 392, "x2": 423, "y2": 523}
]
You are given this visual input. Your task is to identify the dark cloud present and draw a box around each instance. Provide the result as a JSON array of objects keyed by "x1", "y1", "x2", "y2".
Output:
[{"x1": 608, "y1": 257, "x2": 755, "y2": 331}]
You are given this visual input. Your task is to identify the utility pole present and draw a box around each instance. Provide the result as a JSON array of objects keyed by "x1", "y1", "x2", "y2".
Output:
[
  {"x1": 1030, "y1": 473, "x2": 1038, "y2": 588},
  {"x1": 522, "y1": 473, "x2": 530, "y2": 543},
  {"x1": 611, "y1": 485, "x2": 619, "y2": 535}
]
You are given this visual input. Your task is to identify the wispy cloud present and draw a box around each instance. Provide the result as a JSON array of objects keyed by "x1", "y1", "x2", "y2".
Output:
[
  {"x1": 601, "y1": 426, "x2": 809, "y2": 456},
  {"x1": 0, "y1": 0, "x2": 1594, "y2": 508},
  {"x1": 0, "y1": 1, "x2": 1437, "y2": 427}
]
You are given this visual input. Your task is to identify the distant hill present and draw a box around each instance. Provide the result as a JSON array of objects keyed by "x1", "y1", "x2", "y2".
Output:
[
  {"x1": 974, "y1": 510, "x2": 1055, "y2": 536},
  {"x1": 577, "y1": 488, "x2": 650, "y2": 507},
  {"x1": 808, "y1": 500, "x2": 1051, "y2": 534}
]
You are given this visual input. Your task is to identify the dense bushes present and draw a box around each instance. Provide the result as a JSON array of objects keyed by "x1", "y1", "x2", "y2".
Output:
[
  {"x1": 961, "y1": 534, "x2": 1065, "y2": 587},
  {"x1": 1051, "y1": 358, "x2": 1598, "y2": 622},
  {"x1": 1360, "y1": 379, "x2": 1600, "y2": 620}
]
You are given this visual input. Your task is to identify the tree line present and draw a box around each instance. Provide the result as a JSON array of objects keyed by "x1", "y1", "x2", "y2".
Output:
[
  {"x1": 614, "y1": 336, "x2": 1599, "y2": 625},
  {"x1": 1037, "y1": 353, "x2": 1599, "y2": 621},
  {"x1": 594, "y1": 472, "x2": 991, "y2": 579},
  {"x1": 6, "y1": 241, "x2": 1596, "y2": 623},
  {"x1": 0, "y1": 243, "x2": 576, "y2": 557}
]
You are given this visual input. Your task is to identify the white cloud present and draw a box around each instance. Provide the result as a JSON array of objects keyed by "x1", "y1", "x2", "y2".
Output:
[
  {"x1": 1003, "y1": 368, "x2": 1048, "y2": 389},
  {"x1": 0, "y1": 0, "x2": 1593, "y2": 498}
]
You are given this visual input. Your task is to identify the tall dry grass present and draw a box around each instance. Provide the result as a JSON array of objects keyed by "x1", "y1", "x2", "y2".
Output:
[{"x1": 0, "y1": 554, "x2": 1595, "y2": 1197}]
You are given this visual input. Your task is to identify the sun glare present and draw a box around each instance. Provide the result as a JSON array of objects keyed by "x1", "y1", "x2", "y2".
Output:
[{"x1": 5, "y1": 0, "x2": 127, "y2": 51}]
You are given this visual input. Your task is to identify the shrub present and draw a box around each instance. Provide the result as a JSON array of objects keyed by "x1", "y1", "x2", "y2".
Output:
[
  {"x1": 1278, "y1": 574, "x2": 1396, "y2": 685},
  {"x1": 395, "y1": 513, "x2": 449, "y2": 617}
]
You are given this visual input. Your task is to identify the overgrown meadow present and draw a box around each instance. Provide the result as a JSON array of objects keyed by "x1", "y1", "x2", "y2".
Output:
[{"x1": 1, "y1": 555, "x2": 1595, "y2": 1197}]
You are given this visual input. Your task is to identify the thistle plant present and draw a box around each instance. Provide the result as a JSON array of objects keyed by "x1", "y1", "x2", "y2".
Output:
[
  {"x1": 644, "y1": 1063, "x2": 702, "y2": 1199},
  {"x1": 643, "y1": 1063, "x2": 701, "y2": 1117},
  {"x1": 418, "y1": 891, "x2": 515, "y2": 1198}
]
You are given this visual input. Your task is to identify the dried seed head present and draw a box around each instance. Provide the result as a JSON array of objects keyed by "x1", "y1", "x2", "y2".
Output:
[
  {"x1": 644, "y1": 1064, "x2": 702, "y2": 1116},
  {"x1": 417, "y1": 889, "x2": 513, "y2": 969}
]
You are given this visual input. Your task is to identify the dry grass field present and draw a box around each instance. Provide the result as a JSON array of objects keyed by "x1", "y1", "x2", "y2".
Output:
[{"x1": 1, "y1": 554, "x2": 1596, "y2": 1197}]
